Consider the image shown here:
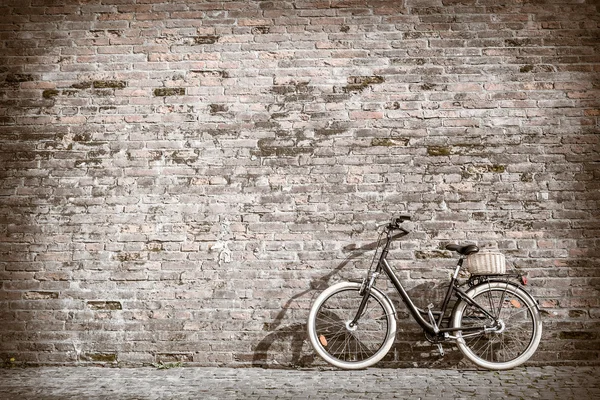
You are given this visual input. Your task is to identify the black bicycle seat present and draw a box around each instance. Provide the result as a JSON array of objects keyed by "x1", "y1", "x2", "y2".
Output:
[{"x1": 446, "y1": 243, "x2": 479, "y2": 256}]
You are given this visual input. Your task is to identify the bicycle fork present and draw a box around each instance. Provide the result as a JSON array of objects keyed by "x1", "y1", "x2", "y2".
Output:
[{"x1": 349, "y1": 272, "x2": 380, "y2": 327}]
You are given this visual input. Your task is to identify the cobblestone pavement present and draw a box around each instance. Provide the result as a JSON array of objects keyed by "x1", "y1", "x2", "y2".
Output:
[{"x1": 1, "y1": 366, "x2": 599, "y2": 399}]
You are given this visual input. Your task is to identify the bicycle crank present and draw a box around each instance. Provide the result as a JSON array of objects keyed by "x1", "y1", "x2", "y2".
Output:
[{"x1": 424, "y1": 332, "x2": 446, "y2": 356}]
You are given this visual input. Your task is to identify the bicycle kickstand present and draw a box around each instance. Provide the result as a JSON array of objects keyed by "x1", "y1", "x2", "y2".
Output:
[
  {"x1": 427, "y1": 303, "x2": 445, "y2": 357},
  {"x1": 436, "y1": 343, "x2": 445, "y2": 357}
]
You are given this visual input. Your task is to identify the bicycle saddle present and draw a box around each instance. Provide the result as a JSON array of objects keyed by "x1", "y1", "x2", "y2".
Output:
[{"x1": 445, "y1": 243, "x2": 479, "y2": 256}]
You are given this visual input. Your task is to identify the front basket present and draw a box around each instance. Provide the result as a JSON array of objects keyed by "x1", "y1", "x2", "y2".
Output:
[{"x1": 466, "y1": 252, "x2": 506, "y2": 275}]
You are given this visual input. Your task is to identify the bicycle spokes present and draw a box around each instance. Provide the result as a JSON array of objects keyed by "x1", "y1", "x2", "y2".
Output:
[
  {"x1": 308, "y1": 283, "x2": 396, "y2": 368},
  {"x1": 454, "y1": 283, "x2": 541, "y2": 369},
  {"x1": 315, "y1": 302, "x2": 387, "y2": 361}
]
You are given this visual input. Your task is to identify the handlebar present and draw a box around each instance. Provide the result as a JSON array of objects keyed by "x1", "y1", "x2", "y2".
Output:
[{"x1": 386, "y1": 215, "x2": 411, "y2": 233}]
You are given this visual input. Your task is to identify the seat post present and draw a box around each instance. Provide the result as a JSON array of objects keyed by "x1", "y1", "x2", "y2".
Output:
[{"x1": 452, "y1": 258, "x2": 465, "y2": 280}]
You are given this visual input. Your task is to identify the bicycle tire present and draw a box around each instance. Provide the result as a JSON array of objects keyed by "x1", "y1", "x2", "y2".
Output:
[
  {"x1": 451, "y1": 281, "x2": 542, "y2": 370},
  {"x1": 307, "y1": 281, "x2": 396, "y2": 370}
]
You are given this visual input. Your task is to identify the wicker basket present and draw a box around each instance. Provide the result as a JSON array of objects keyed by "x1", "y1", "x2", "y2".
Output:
[{"x1": 466, "y1": 252, "x2": 506, "y2": 275}]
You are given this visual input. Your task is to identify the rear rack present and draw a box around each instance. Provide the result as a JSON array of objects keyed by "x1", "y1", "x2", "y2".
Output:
[{"x1": 466, "y1": 273, "x2": 527, "y2": 287}]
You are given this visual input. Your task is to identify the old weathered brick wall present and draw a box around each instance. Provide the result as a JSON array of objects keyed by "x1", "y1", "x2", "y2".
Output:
[{"x1": 1, "y1": 0, "x2": 599, "y2": 368}]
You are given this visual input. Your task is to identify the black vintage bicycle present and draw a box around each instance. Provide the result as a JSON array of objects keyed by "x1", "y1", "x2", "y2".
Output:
[{"x1": 307, "y1": 216, "x2": 542, "y2": 370}]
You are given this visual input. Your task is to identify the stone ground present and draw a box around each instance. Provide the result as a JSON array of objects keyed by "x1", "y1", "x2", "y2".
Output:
[{"x1": 1, "y1": 366, "x2": 599, "y2": 399}]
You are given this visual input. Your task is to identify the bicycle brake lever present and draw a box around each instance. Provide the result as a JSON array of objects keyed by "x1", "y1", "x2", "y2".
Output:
[{"x1": 377, "y1": 217, "x2": 411, "y2": 233}]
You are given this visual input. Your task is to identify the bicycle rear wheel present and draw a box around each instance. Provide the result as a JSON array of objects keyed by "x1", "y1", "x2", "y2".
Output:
[
  {"x1": 451, "y1": 281, "x2": 542, "y2": 370},
  {"x1": 307, "y1": 281, "x2": 396, "y2": 370}
]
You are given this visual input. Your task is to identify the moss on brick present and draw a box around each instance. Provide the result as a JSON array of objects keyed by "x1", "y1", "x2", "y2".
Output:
[
  {"x1": 74, "y1": 159, "x2": 102, "y2": 168},
  {"x1": 488, "y1": 165, "x2": 505, "y2": 173},
  {"x1": 5, "y1": 73, "x2": 35, "y2": 83},
  {"x1": 116, "y1": 252, "x2": 141, "y2": 262},
  {"x1": 505, "y1": 38, "x2": 532, "y2": 47},
  {"x1": 271, "y1": 81, "x2": 312, "y2": 98},
  {"x1": 194, "y1": 35, "x2": 219, "y2": 44},
  {"x1": 251, "y1": 26, "x2": 270, "y2": 35},
  {"x1": 415, "y1": 250, "x2": 452, "y2": 259},
  {"x1": 254, "y1": 146, "x2": 314, "y2": 157},
  {"x1": 209, "y1": 104, "x2": 229, "y2": 114},
  {"x1": 519, "y1": 64, "x2": 556, "y2": 73},
  {"x1": 253, "y1": 139, "x2": 314, "y2": 157},
  {"x1": 521, "y1": 173, "x2": 534, "y2": 182},
  {"x1": 371, "y1": 138, "x2": 409, "y2": 147},
  {"x1": 190, "y1": 70, "x2": 229, "y2": 78},
  {"x1": 82, "y1": 352, "x2": 118, "y2": 362},
  {"x1": 348, "y1": 76, "x2": 385, "y2": 85},
  {"x1": 315, "y1": 128, "x2": 348, "y2": 136},
  {"x1": 154, "y1": 88, "x2": 186, "y2": 96},
  {"x1": 87, "y1": 301, "x2": 122, "y2": 310},
  {"x1": 568, "y1": 310, "x2": 587, "y2": 318},
  {"x1": 559, "y1": 331, "x2": 596, "y2": 340},
  {"x1": 24, "y1": 291, "x2": 59, "y2": 299},
  {"x1": 427, "y1": 146, "x2": 452, "y2": 156},
  {"x1": 72, "y1": 81, "x2": 93, "y2": 89},
  {"x1": 42, "y1": 89, "x2": 59, "y2": 99},
  {"x1": 520, "y1": 65, "x2": 534, "y2": 73},
  {"x1": 343, "y1": 76, "x2": 385, "y2": 93},
  {"x1": 420, "y1": 83, "x2": 438, "y2": 91},
  {"x1": 93, "y1": 80, "x2": 127, "y2": 89}
]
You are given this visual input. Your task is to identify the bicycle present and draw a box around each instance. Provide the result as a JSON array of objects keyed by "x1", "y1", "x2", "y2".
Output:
[{"x1": 307, "y1": 216, "x2": 543, "y2": 370}]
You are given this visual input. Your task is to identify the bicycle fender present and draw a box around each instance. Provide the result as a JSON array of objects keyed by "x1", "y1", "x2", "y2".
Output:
[
  {"x1": 476, "y1": 279, "x2": 541, "y2": 312},
  {"x1": 323, "y1": 281, "x2": 398, "y2": 321},
  {"x1": 370, "y1": 286, "x2": 397, "y2": 321},
  {"x1": 451, "y1": 280, "x2": 541, "y2": 320}
]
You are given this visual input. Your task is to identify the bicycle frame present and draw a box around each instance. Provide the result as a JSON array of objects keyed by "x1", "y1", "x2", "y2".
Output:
[
  {"x1": 361, "y1": 229, "x2": 498, "y2": 337},
  {"x1": 309, "y1": 218, "x2": 543, "y2": 370}
]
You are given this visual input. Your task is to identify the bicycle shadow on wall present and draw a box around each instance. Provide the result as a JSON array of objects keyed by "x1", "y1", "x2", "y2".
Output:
[{"x1": 251, "y1": 231, "x2": 450, "y2": 369}]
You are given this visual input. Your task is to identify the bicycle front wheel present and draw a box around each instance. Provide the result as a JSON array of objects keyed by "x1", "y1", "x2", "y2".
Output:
[
  {"x1": 451, "y1": 281, "x2": 542, "y2": 370},
  {"x1": 307, "y1": 281, "x2": 396, "y2": 370}
]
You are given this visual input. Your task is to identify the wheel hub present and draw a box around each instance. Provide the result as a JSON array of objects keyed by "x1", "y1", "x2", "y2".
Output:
[
  {"x1": 346, "y1": 321, "x2": 358, "y2": 331},
  {"x1": 494, "y1": 319, "x2": 506, "y2": 334}
]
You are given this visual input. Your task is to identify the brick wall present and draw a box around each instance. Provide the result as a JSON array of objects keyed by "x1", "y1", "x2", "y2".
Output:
[{"x1": 1, "y1": 0, "x2": 599, "y2": 368}]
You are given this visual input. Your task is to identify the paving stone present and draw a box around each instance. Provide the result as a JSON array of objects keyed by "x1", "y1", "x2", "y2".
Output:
[{"x1": 1, "y1": 366, "x2": 599, "y2": 399}]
